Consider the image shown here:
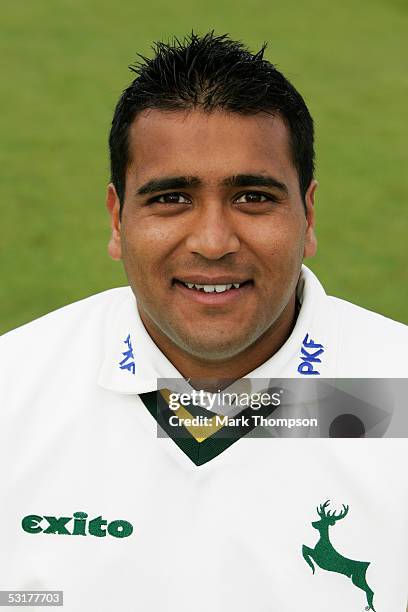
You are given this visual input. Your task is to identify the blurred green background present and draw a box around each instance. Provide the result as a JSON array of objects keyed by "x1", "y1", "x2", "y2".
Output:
[{"x1": 1, "y1": 0, "x2": 407, "y2": 334}]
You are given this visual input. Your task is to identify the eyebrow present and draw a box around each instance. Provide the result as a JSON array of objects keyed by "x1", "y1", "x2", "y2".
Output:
[
  {"x1": 136, "y1": 176, "x2": 201, "y2": 195},
  {"x1": 222, "y1": 174, "x2": 288, "y2": 195},
  {"x1": 136, "y1": 173, "x2": 288, "y2": 196}
]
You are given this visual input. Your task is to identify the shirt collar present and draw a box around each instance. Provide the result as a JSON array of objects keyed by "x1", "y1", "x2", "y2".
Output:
[{"x1": 97, "y1": 265, "x2": 334, "y2": 395}]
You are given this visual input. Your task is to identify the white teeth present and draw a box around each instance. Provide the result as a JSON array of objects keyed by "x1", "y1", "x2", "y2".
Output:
[
  {"x1": 182, "y1": 282, "x2": 241, "y2": 292},
  {"x1": 182, "y1": 281, "x2": 243, "y2": 292}
]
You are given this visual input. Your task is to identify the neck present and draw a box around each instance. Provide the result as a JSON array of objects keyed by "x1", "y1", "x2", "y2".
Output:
[{"x1": 139, "y1": 294, "x2": 298, "y2": 392}]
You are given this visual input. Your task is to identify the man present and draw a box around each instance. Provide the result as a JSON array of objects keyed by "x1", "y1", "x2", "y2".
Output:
[{"x1": 0, "y1": 32, "x2": 407, "y2": 612}]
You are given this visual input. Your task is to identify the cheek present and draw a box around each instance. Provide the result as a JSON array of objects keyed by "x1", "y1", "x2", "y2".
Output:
[
  {"x1": 121, "y1": 220, "x2": 177, "y2": 282},
  {"x1": 246, "y1": 216, "x2": 306, "y2": 272}
]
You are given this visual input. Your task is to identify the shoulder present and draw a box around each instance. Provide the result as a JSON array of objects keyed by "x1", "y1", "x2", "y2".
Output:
[
  {"x1": 0, "y1": 287, "x2": 135, "y2": 405},
  {"x1": 329, "y1": 295, "x2": 408, "y2": 340},
  {"x1": 328, "y1": 296, "x2": 408, "y2": 376},
  {"x1": 0, "y1": 287, "x2": 132, "y2": 362},
  {"x1": 0, "y1": 287, "x2": 136, "y2": 418}
]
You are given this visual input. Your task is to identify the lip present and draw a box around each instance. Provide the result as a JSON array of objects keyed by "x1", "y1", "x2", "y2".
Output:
[{"x1": 173, "y1": 279, "x2": 253, "y2": 306}]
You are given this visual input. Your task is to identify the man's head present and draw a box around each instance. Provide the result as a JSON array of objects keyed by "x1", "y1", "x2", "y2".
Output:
[{"x1": 107, "y1": 32, "x2": 318, "y2": 367}]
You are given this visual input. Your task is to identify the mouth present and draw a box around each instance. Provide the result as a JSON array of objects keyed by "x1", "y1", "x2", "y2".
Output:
[
  {"x1": 175, "y1": 279, "x2": 252, "y2": 293},
  {"x1": 172, "y1": 278, "x2": 253, "y2": 305}
]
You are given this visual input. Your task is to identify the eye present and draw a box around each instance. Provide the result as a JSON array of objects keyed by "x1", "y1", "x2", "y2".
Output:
[
  {"x1": 234, "y1": 192, "x2": 275, "y2": 204},
  {"x1": 151, "y1": 192, "x2": 191, "y2": 204}
]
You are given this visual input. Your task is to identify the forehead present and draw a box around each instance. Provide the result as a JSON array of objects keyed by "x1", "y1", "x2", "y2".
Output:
[{"x1": 127, "y1": 109, "x2": 297, "y2": 186}]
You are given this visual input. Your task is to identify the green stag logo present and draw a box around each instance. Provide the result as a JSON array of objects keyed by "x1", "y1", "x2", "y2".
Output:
[{"x1": 302, "y1": 500, "x2": 376, "y2": 611}]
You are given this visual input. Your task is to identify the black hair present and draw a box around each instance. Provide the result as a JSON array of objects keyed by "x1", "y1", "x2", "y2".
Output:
[{"x1": 109, "y1": 31, "x2": 315, "y2": 215}]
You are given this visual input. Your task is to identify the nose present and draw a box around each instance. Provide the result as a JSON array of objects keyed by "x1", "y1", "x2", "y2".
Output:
[{"x1": 185, "y1": 202, "x2": 240, "y2": 260}]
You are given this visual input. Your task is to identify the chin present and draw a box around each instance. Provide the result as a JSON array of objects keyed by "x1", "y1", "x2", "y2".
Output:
[{"x1": 176, "y1": 332, "x2": 253, "y2": 361}]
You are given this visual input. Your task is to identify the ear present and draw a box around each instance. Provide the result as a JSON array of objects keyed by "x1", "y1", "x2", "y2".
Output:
[
  {"x1": 106, "y1": 183, "x2": 122, "y2": 261},
  {"x1": 303, "y1": 179, "x2": 318, "y2": 259}
]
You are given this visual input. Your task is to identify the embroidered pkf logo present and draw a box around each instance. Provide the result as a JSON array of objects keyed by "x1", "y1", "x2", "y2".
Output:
[
  {"x1": 119, "y1": 334, "x2": 135, "y2": 375},
  {"x1": 297, "y1": 333, "x2": 324, "y2": 375},
  {"x1": 302, "y1": 500, "x2": 376, "y2": 611}
]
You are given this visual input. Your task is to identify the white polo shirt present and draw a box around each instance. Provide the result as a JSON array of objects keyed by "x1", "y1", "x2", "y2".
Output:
[{"x1": 0, "y1": 266, "x2": 407, "y2": 612}]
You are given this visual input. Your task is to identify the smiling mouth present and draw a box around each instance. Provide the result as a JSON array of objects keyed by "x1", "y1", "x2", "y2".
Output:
[{"x1": 173, "y1": 279, "x2": 253, "y2": 293}]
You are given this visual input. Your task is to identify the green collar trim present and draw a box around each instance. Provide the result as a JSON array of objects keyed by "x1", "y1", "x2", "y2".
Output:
[{"x1": 139, "y1": 390, "x2": 277, "y2": 466}]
